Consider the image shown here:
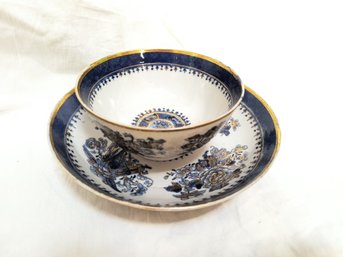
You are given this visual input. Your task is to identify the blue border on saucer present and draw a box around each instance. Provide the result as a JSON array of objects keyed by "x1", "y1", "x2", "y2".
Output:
[{"x1": 50, "y1": 89, "x2": 277, "y2": 208}]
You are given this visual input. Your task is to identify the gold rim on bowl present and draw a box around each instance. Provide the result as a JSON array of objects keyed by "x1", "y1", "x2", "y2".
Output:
[{"x1": 75, "y1": 49, "x2": 245, "y2": 132}]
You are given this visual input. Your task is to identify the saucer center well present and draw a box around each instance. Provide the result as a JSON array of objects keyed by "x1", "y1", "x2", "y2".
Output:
[{"x1": 131, "y1": 108, "x2": 191, "y2": 129}]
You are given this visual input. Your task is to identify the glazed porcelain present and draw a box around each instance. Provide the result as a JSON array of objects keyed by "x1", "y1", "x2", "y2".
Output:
[
  {"x1": 75, "y1": 50, "x2": 244, "y2": 161},
  {"x1": 50, "y1": 87, "x2": 280, "y2": 211}
]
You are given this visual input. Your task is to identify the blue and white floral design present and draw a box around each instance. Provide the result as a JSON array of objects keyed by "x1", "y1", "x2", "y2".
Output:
[
  {"x1": 164, "y1": 145, "x2": 248, "y2": 200},
  {"x1": 51, "y1": 90, "x2": 275, "y2": 210},
  {"x1": 83, "y1": 137, "x2": 153, "y2": 196},
  {"x1": 220, "y1": 118, "x2": 241, "y2": 136},
  {"x1": 180, "y1": 125, "x2": 221, "y2": 155},
  {"x1": 95, "y1": 123, "x2": 166, "y2": 157},
  {"x1": 164, "y1": 116, "x2": 246, "y2": 200}
]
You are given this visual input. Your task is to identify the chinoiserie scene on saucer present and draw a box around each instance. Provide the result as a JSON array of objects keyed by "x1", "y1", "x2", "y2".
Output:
[{"x1": 49, "y1": 49, "x2": 280, "y2": 211}]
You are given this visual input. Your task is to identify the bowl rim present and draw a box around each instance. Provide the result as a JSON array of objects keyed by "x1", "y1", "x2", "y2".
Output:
[{"x1": 75, "y1": 49, "x2": 245, "y2": 132}]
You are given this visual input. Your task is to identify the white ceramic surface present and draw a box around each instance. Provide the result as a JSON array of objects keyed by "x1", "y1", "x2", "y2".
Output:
[{"x1": 90, "y1": 65, "x2": 231, "y2": 125}]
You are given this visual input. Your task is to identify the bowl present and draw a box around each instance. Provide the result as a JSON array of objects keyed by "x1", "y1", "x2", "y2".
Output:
[{"x1": 75, "y1": 49, "x2": 244, "y2": 161}]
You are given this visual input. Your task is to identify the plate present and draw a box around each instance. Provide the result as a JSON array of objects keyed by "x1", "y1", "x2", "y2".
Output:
[{"x1": 49, "y1": 87, "x2": 280, "y2": 211}]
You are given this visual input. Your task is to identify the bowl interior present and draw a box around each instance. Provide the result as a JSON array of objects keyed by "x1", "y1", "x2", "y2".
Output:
[{"x1": 78, "y1": 51, "x2": 242, "y2": 129}]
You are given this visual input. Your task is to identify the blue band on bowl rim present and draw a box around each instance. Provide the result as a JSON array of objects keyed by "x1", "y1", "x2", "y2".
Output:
[
  {"x1": 75, "y1": 50, "x2": 244, "y2": 132},
  {"x1": 79, "y1": 51, "x2": 242, "y2": 104}
]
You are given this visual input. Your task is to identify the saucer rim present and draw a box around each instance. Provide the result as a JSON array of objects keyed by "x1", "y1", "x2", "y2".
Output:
[{"x1": 49, "y1": 86, "x2": 281, "y2": 212}]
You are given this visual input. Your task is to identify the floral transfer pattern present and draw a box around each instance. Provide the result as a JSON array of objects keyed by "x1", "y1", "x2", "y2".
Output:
[
  {"x1": 164, "y1": 116, "x2": 247, "y2": 200},
  {"x1": 180, "y1": 117, "x2": 239, "y2": 155},
  {"x1": 220, "y1": 118, "x2": 241, "y2": 136},
  {"x1": 180, "y1": 125, "x2": 222, "y2": 155},
  {"x1": 164, "y1": 145, "x2": 248, "y2": 200},
  {"x1": 83, "y1": 117, "x2": 243, "y2": 197},
  {"x1": 95, "y1": 123, "x2": 166, "y2": 157},
  {"x1": 83, "y1": 136, "x2": 153, "y2": 196}
]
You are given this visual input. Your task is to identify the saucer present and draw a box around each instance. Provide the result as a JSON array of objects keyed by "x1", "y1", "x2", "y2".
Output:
[{"x1": 49, "y1": 87, "x2": 280, "y2": 211}]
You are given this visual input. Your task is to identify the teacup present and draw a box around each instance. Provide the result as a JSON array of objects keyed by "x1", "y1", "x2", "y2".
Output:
[{"x1": 75, "y1": 49, "x2": 244, "y2": 161}]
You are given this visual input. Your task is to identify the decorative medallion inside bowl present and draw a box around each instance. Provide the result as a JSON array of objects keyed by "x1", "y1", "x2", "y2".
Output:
[{"x1": 131, "y1": 108, "x2": 191, "y2": 129}]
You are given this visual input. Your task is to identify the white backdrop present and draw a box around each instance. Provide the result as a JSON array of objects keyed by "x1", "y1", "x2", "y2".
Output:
[{"x1": 1, "y1": 0, "x2": 342, "y2": 256}]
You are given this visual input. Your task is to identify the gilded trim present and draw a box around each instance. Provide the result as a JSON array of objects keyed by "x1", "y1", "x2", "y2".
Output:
[
  {"x1": 75, "y1": 49, "x2": 245, "y2": 132},
  {"x1": 49, "y1": 86, "x2": 280, "y2": 212}
]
